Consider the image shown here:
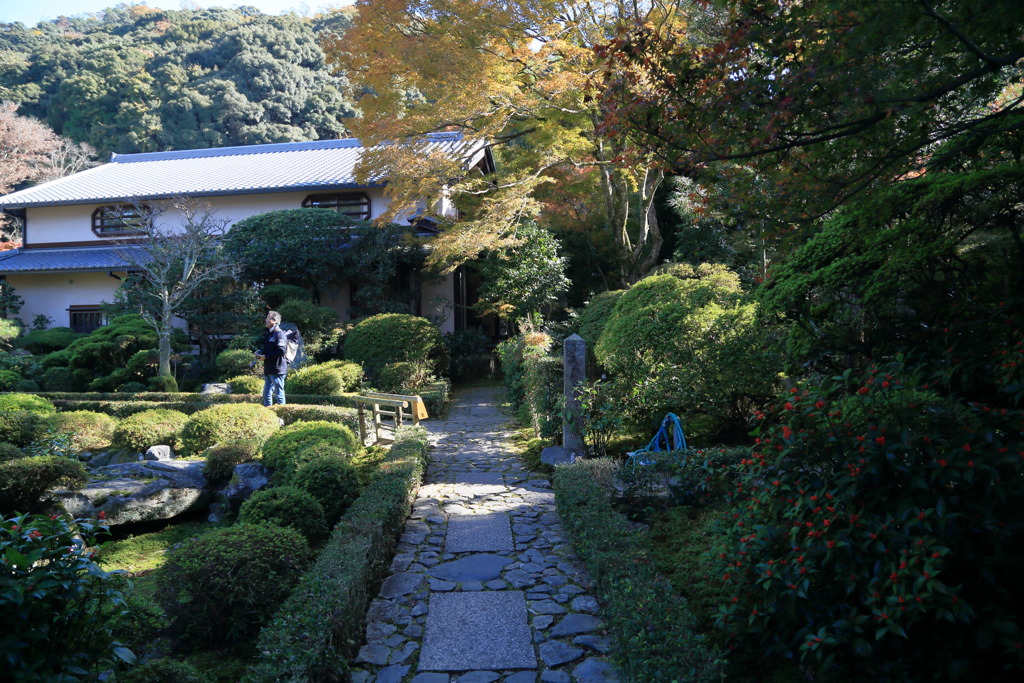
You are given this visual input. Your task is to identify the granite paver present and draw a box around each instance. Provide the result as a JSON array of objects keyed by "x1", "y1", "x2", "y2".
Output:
[{"x1": 351, "y1": 386, "x2": 619, "y2": 683}]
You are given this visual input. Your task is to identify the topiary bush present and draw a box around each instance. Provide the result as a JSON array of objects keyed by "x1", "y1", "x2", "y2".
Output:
[
  {"x1": 42, "y1": 411, "x2": 116, "y2": 452},
  {"x1": 216, "y1": 348, "x2": 261, "y2": 380},
  {"x1": 286, "y1": 361, "x2": 360, "y2": 396},
  {"x1": 117, "y1": 658, "x2": 212, "y2": 683},
  {"x1": 180, "y1": 403, "x2": 280, "y2": 455},
  {"x1": 203, "y1": 441, "x2": 260, "y2": 485},
  {"x1": 0, "y1": 455, "x2": 89, "y2": 512},
  {"x1": 293, "y1": 455, "x2": 361, "y2": 528},
  {"x1": 158, "y1": 524, "x2": 310, "y2": 646},
  {"x1": 0, "y1": 410, "x2": 43, "y2": 447},
  {"x1": 227, "y1": 374, "x2": 264, "y2": 394},
  {"x1": 261, "y1": 421, "x2": 361, "y2": 483},
  {"x1": 111, "y1": 409, "x2": 189, "y2": 452},
  {"x1": 715, "y1": 362, "x2": 1024, "y2": 679},
  {"x1": 15, "y1": 326, "x2": 83, "y2": 355},
  {"x1": 345, "y1": 313, "x2": 445, "y2": 378},
  {"x1": 238, "y1": 485, "x2": 327, "y2": 544},
  {"x1": 0, "y1": 392, "x2": 56, "y2": 415},
  {"x1": 146, "y1": 375, "x2": 179, "y2": 393}
]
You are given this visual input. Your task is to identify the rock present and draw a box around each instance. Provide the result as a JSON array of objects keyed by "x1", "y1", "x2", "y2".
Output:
[
  {"x1": 572, "y1": 657, "x2": 620, "y2": 682},
  {"x1": 540, "y1": 446, "x2": 575, "y2": 466},
  {"x1": 108, "y1": 451, "x2": 144, "y2": 465},
  {"x1": 54, "y1": 460, "x2": 212, "y2": 526},
  {"x1": 216, "y1": 463, "x2": 270, "y2": 513},
  {"x1": 200, "y1": 383, "x2": 231, "y2": 394},
  {"x1": 86, "y1": 451, "x2": 114, "y2": 468},
  {"x1": 144, "y1": 445, "x2": 174, "y2": 461}
]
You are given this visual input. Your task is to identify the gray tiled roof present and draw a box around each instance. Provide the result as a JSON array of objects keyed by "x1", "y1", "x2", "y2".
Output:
[
  {"x1": 0, "y1": 134, "x2": 489, "y2": 208},
  {"x1": 0, "y1": 245, "x2": 150, "y2": 273}
]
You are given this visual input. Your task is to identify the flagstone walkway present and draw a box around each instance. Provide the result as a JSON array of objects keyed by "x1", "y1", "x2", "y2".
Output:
[{"x1": 349, "y1": 386, "x2": 620, "y2": 683}]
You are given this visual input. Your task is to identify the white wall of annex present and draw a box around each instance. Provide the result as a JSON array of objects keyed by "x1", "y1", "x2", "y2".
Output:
[{"x1": 6, "y1": 272, "x2": 120, "y2": 327}]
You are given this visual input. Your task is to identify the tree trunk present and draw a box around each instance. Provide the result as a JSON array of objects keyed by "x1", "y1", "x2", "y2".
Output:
[{"x1": 158, "y1": 299, "x2": 173, "y2": 378}]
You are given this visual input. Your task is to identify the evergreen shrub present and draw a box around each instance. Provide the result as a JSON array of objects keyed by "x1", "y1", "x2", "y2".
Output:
[
  {"x1": 158, "y1": 524, "x2": 310, "y2": 646},
  {"x1": 216, "y1": 348, "x2": 261, "y2": 380},
  {"x1": 41, "y1": 367, "x2": 75, "y2": 392},
  {"x1": 180, "y1": 403, "x2": 280, "y2": 455},
  {"x1": 203, "y1": 441, "x2": 260, "y2": 485},
  {"x1": 496, "y1": 332, "x2": 551, "y2": 411},
  {"x1": 112, "y1": 409, "x2": 189, "y2": 452},
  {"x1": 238, "y1": 486, "x2": 327, "y2": 544},
  {"x1": 270, "y1": 404, "x2": 359, "y2": 431},
  {"x1": 146, "y1": 375, "x2": 179, "y2": 393},
  {"x1": 286, "y1": 362, "x2": 356, "y2": 396},
  {"x1": 117, "y1": 659, "x2": 212, "y2": 683},
  {"x1": 43, "y1": 410, "x2": 116, "y2": 452},
  {"x1": 0, "y1": 393, "x2": 56, "y2": 414},
  {"x1": 14, "y1": 326, "x2": 82, "y2": 354},
  {"x1": 576, "y1": 289, "x2": 625, "y2": 348},
  {"x1": 259, "y1": 284, "x2": 310, "y2": 308},
  {"x1": 0, "y1": 369, "x2": 21, "y2": 391},
  {"x1": 345, "y1": 313, "x2": 445, "y2": 377},
  {"x1": 261, "y1": 421, "x2": 360, "y2": 482},
  {"x1": 293, "y1": 455, "x2": 361, "y2": 527},
  {"x1": 0, "y1": 410, "x2": 43, "y2": 447},
  {"x1": 0, "y1": 456, "x2": 88, "y2": 512},
  {"x1": 378, "y1": 360, "x2": 431, "y2": 394},
  {"x1": 227, "y1": 375, "x2": 264, "y2": 394},
  {"x1": 0, "y1": 441, "x2": 23, "y2": 462}
]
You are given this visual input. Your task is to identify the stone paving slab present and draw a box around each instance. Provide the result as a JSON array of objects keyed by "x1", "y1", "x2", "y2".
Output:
[
  {"x1": 446, "y1": 512, "x2": 514, "y2": 553},
  {"x1": 419, "y1": 591, "x2": 536, "y2": 671}
]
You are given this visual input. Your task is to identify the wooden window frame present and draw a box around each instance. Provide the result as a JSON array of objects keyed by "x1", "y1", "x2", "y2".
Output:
[
  {"x1": 302, "y1": 192, "x2": 371, "y2": 220},
  {"x1": 91, "y1": 204, "x2": 150, "y2": 237},
  {"x1": 68, "y1": 305, "x2": 105, "y2": 334}
]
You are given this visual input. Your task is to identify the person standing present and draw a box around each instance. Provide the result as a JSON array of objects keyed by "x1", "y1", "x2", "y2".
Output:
[{"x1": 256, "y1": 310, "x2": 288, "y2": 406}]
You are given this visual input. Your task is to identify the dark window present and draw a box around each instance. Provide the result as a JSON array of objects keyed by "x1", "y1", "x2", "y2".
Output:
[
  {"x1": 69, "y1": 305, "x2": 104, "y2": 333},
  {"x1": 302, "y1": 193, "x2": 371, "y2": 220},
  {"x1": 91, "y1": 205, "x2": 149, "y2": 237}
]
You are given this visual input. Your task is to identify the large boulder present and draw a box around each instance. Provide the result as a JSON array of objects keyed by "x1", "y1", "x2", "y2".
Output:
[{"x1": 55, "y1": 460, "x2": 213, "y2": 526}]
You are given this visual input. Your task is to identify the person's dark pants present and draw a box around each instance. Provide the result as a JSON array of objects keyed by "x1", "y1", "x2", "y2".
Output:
[{"x1": 262, "y1": 373, "x2": 286, "y2": 406}]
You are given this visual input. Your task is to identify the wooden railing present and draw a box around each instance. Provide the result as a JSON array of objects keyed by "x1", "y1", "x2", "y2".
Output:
[{"x1": 351, "y1": 392, "x2": 428, "y2": 444}]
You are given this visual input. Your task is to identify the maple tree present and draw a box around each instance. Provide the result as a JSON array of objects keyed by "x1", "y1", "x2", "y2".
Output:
[
  {"x1": 597, "y1": 0, "x2": 1024, "y2": 223},
  {"x1": 324, "y1": 0, "x2": 699, "y2": 285}
]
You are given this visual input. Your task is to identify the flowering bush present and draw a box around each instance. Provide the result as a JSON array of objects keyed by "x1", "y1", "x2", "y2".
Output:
[
  {"x1": 1, "y1": 512, "x2": 135, "y2": 679},
  {"x1": 715, "y1": 361, "x2": 1024, "y2": 679}
]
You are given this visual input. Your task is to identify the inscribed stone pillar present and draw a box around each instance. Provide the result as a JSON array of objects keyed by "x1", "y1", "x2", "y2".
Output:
[{"x1": 563, "y1": 333, "x2": 586, "y2": 455}]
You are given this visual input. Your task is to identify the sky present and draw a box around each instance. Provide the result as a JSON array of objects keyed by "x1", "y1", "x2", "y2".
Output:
[{"x1": 0, "y1": 1, "x2": 351, "y2": 27}]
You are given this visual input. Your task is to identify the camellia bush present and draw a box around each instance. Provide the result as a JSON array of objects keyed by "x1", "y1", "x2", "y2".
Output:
[{"x1": 714, "y1": 360, "x2": 1024, "y2": 679}]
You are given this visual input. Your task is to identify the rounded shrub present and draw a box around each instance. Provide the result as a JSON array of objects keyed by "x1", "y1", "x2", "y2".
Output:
[
  {"x1": 15, "y1": 326, "x2": 82, "y2": 355},
  {"x1": 117, "y1": 659, "x2": 212, "y2": 683},
  {"x1": 378, "y1": 360, "x2": 430, "y2": 394},
  {"x1": 345, "y1": 313, "x2": 445, "y2": 377},
  {"x1": 0, "y1": 455, "x2": 88, "y2": 512},
  {"x1": 116, "y1": 381, "x2": 147, "y2": 393},
  {"x1": 0, "y1": 393, "x2": 56, "y2": 415},
  {"x1": 261, "y1": 421, "x2": 360, "y2": 482},
  {"x1": 180, "y1": 403, "x2": 280, "y2": 455},
  {"x1": 0, "y1": 441, "x2": 23, "y2": 462},
  {"x1": 203, "y1": 441, "x2": 259, "y2": 485},
  {"x1": 43, "y1": 411, "x2": 116, "y2": 452},
  {"x1": 293, "y1": 454, "x2": 361, "y2": 527},
  {"x1": 286, "y1": 362, "x2": 357, "y2": 396},
  {"x1": 146, "y1": 375, "x2": 179, "y2": 393},
  {"x1": 41, "y1": 367, "x2": 76, "y2": 391},
  {"x1": 0, "y1": 369, "x2": 22, "y2": 391},
  {"x1": 576, "y1": 289, "x2": 625, "y2": 348},
  {"x1": 237, "y1": 485, "x2": 327, "y2": 543},
  {"x1": 277, "y1": 299, "x2": 340, "y2": 343},
  {"x1": 112, "y1": 409, "x2": 189, "y2": 452},
  {"x1": 0, "y1": 411, "x2": 43, "y2": 447},
  {"x1": 227, "y1": 374, "x2": 263, "y2": 394},
  {"x1": 158, "y1": 524, "x2": 310, "y2": 645},
  {"x1": 215, "y1": 348, "x2": 260, "y2": 380}
]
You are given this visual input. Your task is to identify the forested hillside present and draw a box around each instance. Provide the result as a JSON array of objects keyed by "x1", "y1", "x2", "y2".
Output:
[{"x1": 0, "y1": 5, "x2": 358, "y2": 157}]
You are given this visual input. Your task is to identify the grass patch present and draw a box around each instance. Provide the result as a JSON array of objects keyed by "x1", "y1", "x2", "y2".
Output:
[{"x1": 98, "y1": 519, "x2": 227, "y2": 575}]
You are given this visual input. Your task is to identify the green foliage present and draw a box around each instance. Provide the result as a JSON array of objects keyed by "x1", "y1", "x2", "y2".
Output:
[
  {"x1": 203, "y1": 441, "x2": 259, "y2": 485},
  {"x1": 0, "y1": 456, "x2": 88, "y2": 512},
  {"x1": 0, "y1": 441, "x2": 23, "y2": 462},
  {"x1": 0, "y1": 393, "x2": 56, "y2": 414},
  {"x1": 41, "y1": 367, "x2": 76, "y2": 392},
  {"x1": 0, "y1": 410, "x2": 43, "y2": 447},
  {"x1": 117, "y1": 658, "x2": 212, "y2": 683},
  {"x1": 345, "y1": 313, "x2": 445, "y2": 378},
  {"x1": 246, "y1": 428, "x2": 429, "y2": 682},
  {"x1": 42, "y1": 410, "x2": 116, "y2": 452},
  {"x1": 270, "y1": 403, "x2": 360, "y2": 431},
  {"x1": 158, "y1": 524, "x2": 311, "y2": 646},
  {"x1": 179, "y1": 403, "x2": 280, "y2": 455},
  {"x1": 15, "y1": 327, "x2": 83, "y2": 355},
  {"x1": 443, "y1": 329, "x2": 491, "y2": 381},
  {"x1": 553, "y1": 459, "x2": 723, "y2": 681},
  {"x1": 0, "y1": 279, "x2": 23, "y2": 317},
  {"x1": 496, "y1": 332, "x2": 551, "y2": 411},
  {"x1": 261, "y1": 421, "x2": 361, "y2": 483},
  {"x1": 259, "y1": 284, "x2": 312, "y2": 308},
  {"x1": 575, "y1": 289, "x2": 625, "y2": 348},
  {"x1": 112, "y1": 409, "x2": 189, "y2": 452},
  {"x1": 293, "y1": 455, "x2": 361, "y2": 527},
  {"x1": 595, "y1": 267, "x2": 781, "y2": 435},
  {"x1": 0, "y1": 512, "x2": 135, "y2": 681},
  {"x1": 340, "y1": 222, "x2": 427, "y2": 319},
  {"x1": 216, "y1": 348, "x2": 261, "y2": 380},
  {"x1": 227, "y1": 375, "x2": 264, "y2": 394},
  {"x1": 378, "y1": 360, "x2": 431, "y2": 394},
  {"x1": 523, "y1": 355, "x2": 563, "y2": 440},
  {"x1": 146, "y1": 374, "x2": 179, "y2": 394},
  {"x1": 277, "y1": 299, "x2": 339, "y2": 346},
  {"x1": 477, "y1": 220, "x2": 570, "y2": 329},
  {"x1": 715, "y1": 363, "x2": 1024, "y2": 679},
  {"x1": 287, "y1": 361, "x2": 360, "y2": 395},
  {"x1": 238, "y1": 485, "x2": 328, "y2": 544},
  {"x1": 0, "y1": 368, "x2": 21, "y2": 391},
  {"x1": 0, "y1": 319, "x2": 20, "y2": 351}
]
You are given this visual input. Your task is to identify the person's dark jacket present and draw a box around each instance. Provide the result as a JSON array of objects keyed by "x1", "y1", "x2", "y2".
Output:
[{"x1": 261, "y1": 325, "x2": 288, "y2": 376}]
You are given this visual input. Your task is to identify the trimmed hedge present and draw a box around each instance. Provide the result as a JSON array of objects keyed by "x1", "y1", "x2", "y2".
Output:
[
  {"x1": 239, "y1": 486, "x2": 328, "y2": 544},
  {"x1": 552, "y1": 459, "x2": 722, "y2": 682},
  {"x1": 180, "y1": 404, "x2": 280, "y2": 455},
  {"x1": 0, "y1": 411, "x2": 43, "y2": 447},
  {"x1": 0, "y1": 393, "x2": 56, "y2": 414},
  {"x1": 261, "y1": 421, "x2": 361, "y2": 483},
  {"x1": 345, "y1": 313, "x2": 445, "y2": 377},
  {"x1": 42, "y1": 410, "x2": 116, "y2": 452},
  {"x1": 111, "y1": 409, "x2": 189, "y2": 452},
  {"x1": 269, "y1": 404, "x2": 359, "y2": 431},
  {"x1": 245, "y1": 427, "x2": 429, "y2": 682},
  {"x1": 0, "y1": 455, "x2": 89, "y2": 513}
]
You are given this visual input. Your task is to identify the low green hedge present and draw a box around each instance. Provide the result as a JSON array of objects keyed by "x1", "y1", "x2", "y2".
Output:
[
  {"x1": 245, "y1": 426, "x2": 429, "y2": 682},
  {"x1": 552, "y1": 459, "x2": 723, "y2": 682}
]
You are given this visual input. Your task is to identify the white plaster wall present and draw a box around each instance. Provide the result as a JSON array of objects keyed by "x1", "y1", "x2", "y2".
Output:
[
  {"x1": 6, "y1": 272, "x2": 121, "y2": 327},
  {"x1": 421, "y1": 272, "x2": 456, "y2": 334},
  {"x1": 24, "y1": 188, "x2": 395, "y2": 246}
]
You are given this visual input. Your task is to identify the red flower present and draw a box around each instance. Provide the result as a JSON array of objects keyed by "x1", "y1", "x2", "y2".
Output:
[
  {"x1": 814, "y1": 400, "x2": 825, "y2": 409},
  {"x1": 857, "y1": 386, "x2": 869, "y2": 395}
]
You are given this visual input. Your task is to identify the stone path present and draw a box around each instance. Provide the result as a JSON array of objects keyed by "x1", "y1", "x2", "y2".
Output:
[{"x1": 350, "y1": 386, "x2": 620, "y2": 683}]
